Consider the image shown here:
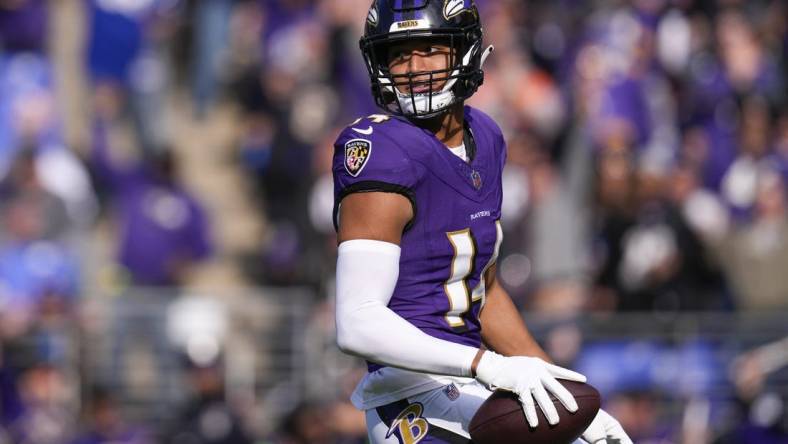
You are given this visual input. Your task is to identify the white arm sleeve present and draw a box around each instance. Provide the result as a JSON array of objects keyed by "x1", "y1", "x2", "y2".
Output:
[{"x1": 335, "y1": 239, "x2": 478, "y2": 377}]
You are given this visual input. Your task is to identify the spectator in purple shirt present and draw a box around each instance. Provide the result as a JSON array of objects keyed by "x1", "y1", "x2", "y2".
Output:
[
  {"x1": 90, "y1": 120, "x2": 212, "y2": 411},
  {"x1": 90, "y1": 121, "x2": 212, "y2": 287}
]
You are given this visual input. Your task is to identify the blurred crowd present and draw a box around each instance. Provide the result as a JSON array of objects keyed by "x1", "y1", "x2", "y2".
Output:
[{"x1": 0, "y1": 0, "x2": 787, "y2": 442}]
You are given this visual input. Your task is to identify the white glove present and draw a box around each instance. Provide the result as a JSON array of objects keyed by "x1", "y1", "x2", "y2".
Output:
[
  {"x1": 475, "y1": 351, "x2": 587, "y2": 427},
  {"x1": 580, "y1": 409, "x2": 632, "y2": 444}
]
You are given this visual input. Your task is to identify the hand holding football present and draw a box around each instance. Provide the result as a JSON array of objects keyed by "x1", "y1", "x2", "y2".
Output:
[{"x1": 469, "y1": 380, "x2": 601, "y2": 444}]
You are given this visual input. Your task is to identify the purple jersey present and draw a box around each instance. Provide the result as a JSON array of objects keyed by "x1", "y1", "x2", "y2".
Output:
[{"x1": 333, "y1": 106, "x2": 505, "y2": 372}]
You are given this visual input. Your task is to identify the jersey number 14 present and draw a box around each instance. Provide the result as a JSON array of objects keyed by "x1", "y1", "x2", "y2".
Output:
[{"x1": 443, "y1": 221, "x2": 502, "y2": 329}]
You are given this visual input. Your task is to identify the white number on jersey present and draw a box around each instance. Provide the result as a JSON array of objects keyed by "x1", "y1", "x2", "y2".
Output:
[{"x1": 443, "y1": 221, "x2": 503, "y2": 328}]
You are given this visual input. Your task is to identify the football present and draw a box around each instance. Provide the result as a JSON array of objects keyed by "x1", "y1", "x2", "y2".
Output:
[{"x1": 469, "y1": 380, "x2": 601, "y2": 444}]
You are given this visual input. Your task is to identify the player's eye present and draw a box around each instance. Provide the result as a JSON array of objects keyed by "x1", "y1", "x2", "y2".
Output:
[{"x1": 417, "y1": 45, "x2": 439, "y2": 54}]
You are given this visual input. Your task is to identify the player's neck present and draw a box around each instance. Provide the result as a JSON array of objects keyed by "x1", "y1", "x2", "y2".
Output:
[{"x1": 413, "y1": 104, "x2": 465, "y2": 148}]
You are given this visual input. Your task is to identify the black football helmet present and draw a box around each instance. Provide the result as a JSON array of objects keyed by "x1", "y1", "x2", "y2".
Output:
[{"x1": 360, "y1": 0, "x2": 493, "y2": 119}]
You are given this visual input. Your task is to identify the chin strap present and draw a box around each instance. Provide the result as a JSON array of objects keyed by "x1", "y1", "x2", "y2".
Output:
[{"x1": 480, "y1": 45, "x2": 495, "y2": 68}]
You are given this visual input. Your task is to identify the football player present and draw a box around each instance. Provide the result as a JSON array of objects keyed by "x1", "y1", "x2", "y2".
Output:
[{"x1": 333, "y1": 1, "x2": 632, "y2": 443}]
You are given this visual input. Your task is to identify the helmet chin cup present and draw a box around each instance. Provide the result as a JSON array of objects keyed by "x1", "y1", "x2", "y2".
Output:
[{"x1": 395, "y1": 90, "x2": 457, "y2": 118}]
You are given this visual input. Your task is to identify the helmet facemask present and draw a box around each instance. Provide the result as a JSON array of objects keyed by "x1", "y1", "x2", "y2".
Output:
[{"x1": 361, "y1": 29, "x2": 484, "y2": 119}]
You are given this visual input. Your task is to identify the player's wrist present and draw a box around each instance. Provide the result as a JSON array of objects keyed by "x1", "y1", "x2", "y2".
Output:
[
  {"x1": 474, "y1": 350, "x2": 504, "y2": 384},
  {"x1": 471, "y1": 348, "x2": 486, "y2": 378}
]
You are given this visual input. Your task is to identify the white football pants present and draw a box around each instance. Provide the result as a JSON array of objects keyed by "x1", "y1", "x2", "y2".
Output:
[{"x1": 365, "y1": 379, "x2": 492, "y2": 444}]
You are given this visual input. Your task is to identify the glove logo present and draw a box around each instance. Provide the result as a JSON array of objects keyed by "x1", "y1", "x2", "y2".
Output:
[
  {"x1": 344, "y1": 139, "x2": 372, "y2": 177},
  {"x1": 386, "y1": 403, "x2": 429, "y2": 444}
]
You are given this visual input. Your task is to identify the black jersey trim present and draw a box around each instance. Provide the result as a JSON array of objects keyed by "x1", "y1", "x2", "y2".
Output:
[
  {"x1": 333, "y1": 181, "x2": 418, "y2": 233},
  {"x1": 427, "y1": 425, "x2": 473, "y2": 444},
  {"x1": 464, "y1": 121, "x2": 477, "y2": 162}
]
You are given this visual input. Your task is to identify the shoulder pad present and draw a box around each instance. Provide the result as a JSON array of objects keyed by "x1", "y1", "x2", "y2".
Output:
[
  {"x1": 331, "y1": 114, "x2": 423, "y2": 232},
  {"x1": 333, "y1": 113, "x2": 426, "y2": 183}
]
